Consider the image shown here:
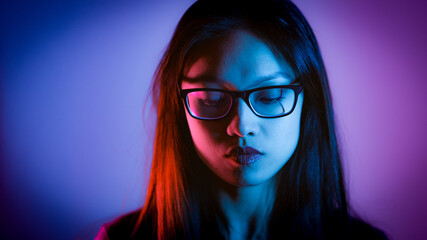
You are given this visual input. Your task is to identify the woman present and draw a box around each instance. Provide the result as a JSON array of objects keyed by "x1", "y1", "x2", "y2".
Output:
[{"x1": 96, "y1": 0, "x2": 387, "y2": 239}]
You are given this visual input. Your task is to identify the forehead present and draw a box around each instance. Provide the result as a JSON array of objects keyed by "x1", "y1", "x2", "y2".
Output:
[{"x1": 182, "y1": 30, "x2": 295, "y2": 90}]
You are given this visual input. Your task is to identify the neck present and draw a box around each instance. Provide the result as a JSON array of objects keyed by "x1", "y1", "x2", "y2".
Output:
[{"x1": 216, "y1": 177, "x2": 276, "y2": 239}]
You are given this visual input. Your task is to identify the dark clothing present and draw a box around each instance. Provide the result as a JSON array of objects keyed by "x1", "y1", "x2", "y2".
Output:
[
  {"x1": 95, "y1": 210, "x2": 155, "y2": 240},
  {"x1": 95, "y1": 210, "x2": 388, "y2": 240}
]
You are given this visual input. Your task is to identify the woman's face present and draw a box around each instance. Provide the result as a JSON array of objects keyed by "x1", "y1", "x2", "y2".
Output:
[{"x1": 181, "y1": 30, "x2": 303, "y2": 187}]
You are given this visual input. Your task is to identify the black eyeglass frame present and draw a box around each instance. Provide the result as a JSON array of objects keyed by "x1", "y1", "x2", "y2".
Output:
[{"x1": 180, "y1": 85, "x2": 303, "y2": 120}]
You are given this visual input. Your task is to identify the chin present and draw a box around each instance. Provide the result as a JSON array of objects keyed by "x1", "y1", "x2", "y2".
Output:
[{"x1": 229, "y1": 172, "x2": 275, "y2": 187}]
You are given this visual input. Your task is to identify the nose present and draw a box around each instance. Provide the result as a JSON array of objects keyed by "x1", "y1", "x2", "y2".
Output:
[{"x1": 226, "y1": 98, "x2": 259, "y2": 137}]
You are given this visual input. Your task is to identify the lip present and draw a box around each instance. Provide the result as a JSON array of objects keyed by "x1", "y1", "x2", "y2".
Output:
[{"x1": 225, "y1": 146, "x2": 263, "y2": 166}]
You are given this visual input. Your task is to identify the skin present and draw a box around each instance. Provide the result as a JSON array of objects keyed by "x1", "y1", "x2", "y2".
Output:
[{"x1": 181, "y1": 30, "x2": 304, "y2": 239}]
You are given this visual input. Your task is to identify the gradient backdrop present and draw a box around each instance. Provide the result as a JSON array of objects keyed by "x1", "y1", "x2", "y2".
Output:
[{"x1": 1, "y1": 0, "x2": 426, "y2": 239}]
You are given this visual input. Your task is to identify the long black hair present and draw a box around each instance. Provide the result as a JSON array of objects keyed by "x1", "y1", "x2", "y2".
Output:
[{"x1": 137, "y1": 0, "x2": 349, "y2": 239}]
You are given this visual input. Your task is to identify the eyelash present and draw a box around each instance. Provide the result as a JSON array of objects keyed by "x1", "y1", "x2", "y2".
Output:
[{"x1": 257, "y1": 96, "x2": 284, "y2": 104}]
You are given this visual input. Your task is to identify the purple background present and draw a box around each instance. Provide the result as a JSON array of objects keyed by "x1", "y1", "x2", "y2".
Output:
[{"x1": 1, "y1": 0, "x2": 426, "y2": 239}]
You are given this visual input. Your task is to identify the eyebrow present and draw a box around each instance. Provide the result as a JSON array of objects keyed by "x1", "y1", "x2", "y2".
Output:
[
  {"x1": 182, "y1": 71, "x2": 296, "y2": 87},
  {"x1": 246, "y1": 72, "x2": 295, "y2": 88}
]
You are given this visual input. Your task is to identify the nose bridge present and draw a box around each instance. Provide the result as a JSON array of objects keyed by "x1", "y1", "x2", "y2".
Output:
[
  {"x1": 235, "y1": 96, "x2": 252, "y2": 117},
  {"x1": 227, "y1": 95, "x2": 258, "y2": 136},
  {"x1": 232, "y1": 90, "x2": 252, "y2": 115}
]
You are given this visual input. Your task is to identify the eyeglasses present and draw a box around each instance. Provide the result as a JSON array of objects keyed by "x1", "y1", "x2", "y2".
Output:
[{"x1": 180, "y1": 85, "x2": 303, "y2": 120}]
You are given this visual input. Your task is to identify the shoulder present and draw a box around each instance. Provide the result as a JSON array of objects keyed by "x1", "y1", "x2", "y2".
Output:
[
  {"x1": 347, "y1": 217, "x2": 388, "y2": 240},
  {"x1": 94, "y1": 209, "x2": 156, "y2": 240}
]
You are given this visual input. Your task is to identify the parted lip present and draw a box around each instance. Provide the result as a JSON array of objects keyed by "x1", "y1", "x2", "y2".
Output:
[{"x1": 225, "y1": 146, "x2": 263, "y2": 157}]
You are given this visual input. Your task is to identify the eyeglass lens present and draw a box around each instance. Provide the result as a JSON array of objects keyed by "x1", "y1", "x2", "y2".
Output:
[{"x1": 187, "y1": 91, "x2": 233, "y2": 119}]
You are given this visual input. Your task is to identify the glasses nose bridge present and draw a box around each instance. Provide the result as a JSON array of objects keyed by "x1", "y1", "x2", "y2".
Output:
[
  {"x1": 231, "y1": 90, "x2": 253, "y2": 113},
  {"x1": 233, "y1": 90, "x2": 251, "y2": 103}
]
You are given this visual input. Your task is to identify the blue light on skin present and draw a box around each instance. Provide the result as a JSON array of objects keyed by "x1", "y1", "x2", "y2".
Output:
[{"x1": 181, "y1": 30, "x2": 303, "y2": 239}]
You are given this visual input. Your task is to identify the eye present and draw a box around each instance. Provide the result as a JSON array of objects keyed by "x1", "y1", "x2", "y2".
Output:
[
  {"x1": 198, "y1": 92, "x2": 227, "y2": 107},
  {"x1": 199, "y1": 98, "x2": 223, "y2": 107},
  {"x1": 254, "y1": 88, "x2": 285, "y2": 105},
  {"x1": 257, "y1": 96, "x2": 284, "y2": 104}
]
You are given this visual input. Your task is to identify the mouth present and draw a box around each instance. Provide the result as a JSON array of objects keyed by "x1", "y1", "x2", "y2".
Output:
[{"x1": 225, "y1": 146, "x2": 263, "y2": 166}]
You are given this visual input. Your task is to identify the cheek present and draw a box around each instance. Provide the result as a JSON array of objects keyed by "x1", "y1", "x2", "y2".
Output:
[
  {"x1": 266, "y1": 97, "x2": 303, "y2": 155},
  {"x1": 185, "y1": 112, "x2": 224, "y2": 153},
  {"x1": 266, "y1": 118, "x2": 300, "y2": 153}
]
